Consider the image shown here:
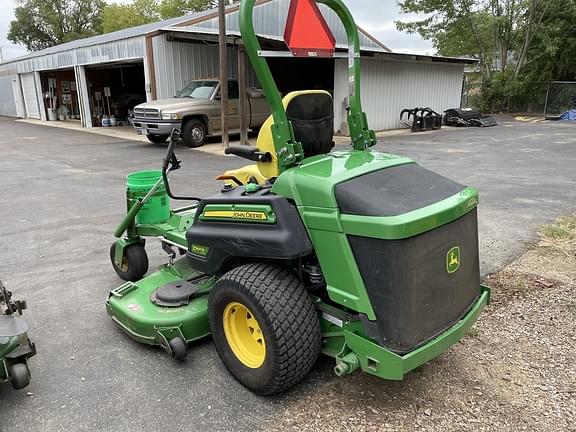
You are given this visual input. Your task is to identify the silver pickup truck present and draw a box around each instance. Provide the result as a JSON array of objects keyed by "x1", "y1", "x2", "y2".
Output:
[{"x1": 132, "y1": 79, "x2": 270, "y2": 147}]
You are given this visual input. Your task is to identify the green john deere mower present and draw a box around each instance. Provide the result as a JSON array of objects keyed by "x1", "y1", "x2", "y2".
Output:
[{"x1": 107, "y1": 0, "x2": 490, "y2": 395}]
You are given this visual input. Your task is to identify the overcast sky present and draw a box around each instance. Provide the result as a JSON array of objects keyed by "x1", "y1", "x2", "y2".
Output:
[{"x1": 0, "y1": 0, "x2": 434, "y2": 61}]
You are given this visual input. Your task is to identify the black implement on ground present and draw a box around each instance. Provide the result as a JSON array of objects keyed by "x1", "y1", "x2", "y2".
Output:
[
  {"x1": 444, "y1": 108, "x2": 497, "y2": 128},
  {"x1": 400, "y1": 107, "x2": 443, "y2": 132}
]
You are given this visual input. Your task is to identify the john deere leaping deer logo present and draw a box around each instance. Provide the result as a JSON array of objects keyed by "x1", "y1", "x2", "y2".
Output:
[{"x1": 447, "y1": 246, "x2": 461, "y2": 274}]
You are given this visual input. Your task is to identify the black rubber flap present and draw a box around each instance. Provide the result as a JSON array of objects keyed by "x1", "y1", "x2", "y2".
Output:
[
  {"x1": 150, "y1": 281, "x2": 200, "y2": 307},
  {"x1": 349, "y1": 209, "x2": 480, "y2": 353},
  {"x1": 0, "y1": 315, "x2": 29, "y2": 337},
  {"x1": 335, "y1": 164, "x2": 466, "y2": 217}
]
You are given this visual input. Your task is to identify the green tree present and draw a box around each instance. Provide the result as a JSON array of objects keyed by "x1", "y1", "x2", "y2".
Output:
[
  {"x1": 8, "y1": 0, "x2": 105, "y2": 51},
  {"x1": 396, "y1": 0, "x2": 575, "y2": 112},
  {"x1": 101, "y1": 0, "x2": 160, "y2": 33},
  {"x1": 396, "y1": 0, "x2": 552, "y2": 79},
  {"x1": 159, "y1": 0, "x2": 217, "y2": 19},
  {"x1": 102, "y1": 0, "x2": 218, "y2": 33}
]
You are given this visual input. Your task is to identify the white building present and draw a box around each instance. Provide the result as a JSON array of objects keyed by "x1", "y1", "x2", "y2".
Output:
[{"x1": 0, "y1": 0, "x2": 474, "y2": 132}]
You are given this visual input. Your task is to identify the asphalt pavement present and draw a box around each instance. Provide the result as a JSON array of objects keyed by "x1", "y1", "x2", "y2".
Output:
[{"x1": 0, "y1": 116, "x2": 574, "y2": 431}]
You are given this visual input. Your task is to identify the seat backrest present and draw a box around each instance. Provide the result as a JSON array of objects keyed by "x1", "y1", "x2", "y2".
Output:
[
  {"x1": 286, "y1": 91, "x2": 334, "y2": 157},
  {"x1": 257, "y1": 90, "x2": 334, "y2": 178}
]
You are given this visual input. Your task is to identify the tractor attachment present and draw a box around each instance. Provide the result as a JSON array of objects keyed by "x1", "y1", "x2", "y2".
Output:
[{"x1": 0, "y1": 280, "x2": 36, "y2": 390}]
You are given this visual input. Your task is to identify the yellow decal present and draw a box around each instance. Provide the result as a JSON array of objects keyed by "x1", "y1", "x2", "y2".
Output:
[
  {"x1": 447, "y1": 246, "x2": 461, "y2": 274},
  {"x1": 204, "y1": 210, "x2": 268, "y2": 221}
]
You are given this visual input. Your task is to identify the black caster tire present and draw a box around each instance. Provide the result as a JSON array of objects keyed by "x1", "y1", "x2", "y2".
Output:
[
  {"x1": 169, "y1": 337, "x2": 188, "y2": 360},
  {"x1": 182, "y1": 119, "x2": 207, "y2": 148},
  {"x1": 208, "y1": 263, "x2": 322, "y2": 395},
  {"x1": 110, "y1": 242, "x2": 149, "y2": 282},
  {"x1": 8, "y1": 363, "x2": 31, "y2": 390},
  {"x1": 147, "y1": 134, "x2": 170, "y2": 144}
]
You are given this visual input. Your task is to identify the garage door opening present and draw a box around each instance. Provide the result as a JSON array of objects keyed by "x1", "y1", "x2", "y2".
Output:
[
  {"x1": 39, "y1": 68, "x2": 81, "y2": 122},
  {"x1": 84, "y1": 61, "x2": 146, "y2": 127},
  {"x1": 267, "y1": 57, "x2": 335, "y2": 96}
]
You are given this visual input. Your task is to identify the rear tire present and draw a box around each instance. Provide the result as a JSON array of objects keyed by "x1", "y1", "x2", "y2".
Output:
[
  {"x1": 147, "y1": 134, "x2": 169, "y2": 144},
  {"x1": 182, "y1": 119, "x2": 207, "y2": 148},
  {"x1": 8, "y1": 363, "x2": 30, "y2": 390},
  {"x1": 109, "y1": 242, "x2": 149, "y2": 282},
  {"x1": 208, "y1": 263, "x2": 321, "y2": 395}
]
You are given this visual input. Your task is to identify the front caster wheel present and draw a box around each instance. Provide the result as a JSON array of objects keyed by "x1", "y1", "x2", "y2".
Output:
[
  {"x1": 208, "y1": 263, "x2": 322, "y2": 395},
  {"x1": 109, "y1": 242, "x2": 149, "y2": 282},
  {"x1": 169, "y1": 337, "x2": 188, "y2": 360},
  {"x1": 8, "y1": 363, "x2": 31, "y2": 390}
]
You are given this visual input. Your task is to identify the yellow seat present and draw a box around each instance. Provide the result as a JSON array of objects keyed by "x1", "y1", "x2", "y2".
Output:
[{"x1": 219, "y1": 90, "x2": 334, "y2": 187}]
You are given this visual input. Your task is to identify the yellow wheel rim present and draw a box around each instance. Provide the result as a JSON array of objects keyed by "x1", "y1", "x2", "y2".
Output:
[{"x1": 223, "y1": 302, "x2": 266, "y2": 368}]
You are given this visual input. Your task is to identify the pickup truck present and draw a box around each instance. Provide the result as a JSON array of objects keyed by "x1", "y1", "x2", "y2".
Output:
[{"x1": 132, "y1": 79, "x2": 270, "y2": 147}]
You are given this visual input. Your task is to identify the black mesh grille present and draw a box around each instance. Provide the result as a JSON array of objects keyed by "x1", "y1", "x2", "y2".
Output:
[
  {"x1": 335, "y1": 164, "x2": 466, "y2": 217},
  {"x1": 349, "y1": 210, "x2": 480, "y2": 353}
]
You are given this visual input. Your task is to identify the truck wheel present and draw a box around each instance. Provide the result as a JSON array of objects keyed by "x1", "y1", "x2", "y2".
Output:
[
  {"x1": 109, "y1": 242, "x2": 149, "y2": 282},
  {"x1": 182, "y1": 119, "x2": 207, "y2": 148},
  {"x1": 8, "y1": 363, "x2": 31, "y2": 390},
  {"x1": 147, "y1": 134, "x2": 169, "y2": 144},
  {"x1": 208, "y1": 263, "x2": 321, "y2": 395}
]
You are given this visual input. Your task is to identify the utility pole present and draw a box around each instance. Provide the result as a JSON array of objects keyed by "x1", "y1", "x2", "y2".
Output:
[
  {"x1": 218, "y1": 0, "x2": 229, "y2": 149},
  {"x1": 238, "y1": 45, "x2": 248, "y2": 145}
]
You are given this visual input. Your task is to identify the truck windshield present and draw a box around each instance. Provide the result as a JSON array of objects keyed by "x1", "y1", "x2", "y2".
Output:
[{"x1": 175, "y1": 81, "x2": 218, "y2": 99}]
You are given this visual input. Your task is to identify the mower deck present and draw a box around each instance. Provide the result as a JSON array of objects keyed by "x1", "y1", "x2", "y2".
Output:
[{"x1": 106, "y1": 259, "x2": 213, "y2": 355}]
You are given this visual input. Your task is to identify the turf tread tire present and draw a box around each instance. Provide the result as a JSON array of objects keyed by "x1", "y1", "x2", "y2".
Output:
[
  {"x1": 8, "y1": 363, "x2": 30, "y2": 390},
  {"x1": 208, "y1": 263, "x2": 321, "y2": 395},
  {"x1": 109, "y1": 243, "x2": 149, "y2": 282}
]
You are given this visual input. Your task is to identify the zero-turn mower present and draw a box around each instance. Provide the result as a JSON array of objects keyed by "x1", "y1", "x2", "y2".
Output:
[
  {"x1": 107, "y1": 0, "x2": 490, "y2": 395},
  {"x1": 0, "y1": 280, "x2": 36, "y2": 390}
]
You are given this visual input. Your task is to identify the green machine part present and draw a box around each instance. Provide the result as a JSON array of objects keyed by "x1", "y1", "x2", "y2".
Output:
[
  {"x1": 239, "y1": 0, "x2": 490, "y2": 380},
  {"x1": 270, "y1": 150, "x2": 490, "y2": 380},
  {"x1": 106, "y1": 0, "x2": 491, "y2": 385},
  {"x1": 239, "y1": 0, "x2": 376, "y2": 172},
  {"x1": 106, "y1": 259, "x2": 215, "y2": 352}
]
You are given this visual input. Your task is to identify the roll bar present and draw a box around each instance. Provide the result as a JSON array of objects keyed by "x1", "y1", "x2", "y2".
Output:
[{"x1": 239, "y1": 0, "x2": 376, "y2": 173}]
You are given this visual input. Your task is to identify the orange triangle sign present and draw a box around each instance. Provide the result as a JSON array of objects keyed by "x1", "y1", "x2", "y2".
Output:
[{"x1": 284, "y1": 0, "x2": 336, "y2": 57}]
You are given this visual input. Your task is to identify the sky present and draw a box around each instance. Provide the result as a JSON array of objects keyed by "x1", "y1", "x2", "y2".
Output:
[{"x1": 0, "y1": 0, "x2": 434, "y2": 61}]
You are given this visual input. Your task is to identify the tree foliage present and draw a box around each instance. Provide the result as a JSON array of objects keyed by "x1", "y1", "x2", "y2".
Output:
[
  {"x1": 102, "y1": 0, "x2": 217, "y2": 33},
  {"x1": 397, "y1": 0, "x2": 576, "y2": 112},
  {"x1": 8, "y1": 0, "x2": 105, "y2": 51}
]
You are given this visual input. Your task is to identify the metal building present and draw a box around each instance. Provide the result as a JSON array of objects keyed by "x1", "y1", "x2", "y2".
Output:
[{"x1": 0, "y1": 0, "x2": 474, "y2": 132}]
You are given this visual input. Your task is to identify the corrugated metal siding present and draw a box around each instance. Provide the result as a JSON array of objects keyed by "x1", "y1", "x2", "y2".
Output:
[
  {"x1": 0, "y1": 75, "x2": 18, "y2": 117},
  {"x1": 334, "y1": 58, "x2": 464, "y2": 132},
  {"x1": 153, "y1": 34, "x2": 258, "y2": 99},
  {"x1": 182, "y1": 0, "x2": 386, "y2": 52},
  {"x1": 0, "y1": 14, "x2": 200, "y2": 68},
  {"x1": 0, "y1": 37, "x2": 146, "y2": 75}
]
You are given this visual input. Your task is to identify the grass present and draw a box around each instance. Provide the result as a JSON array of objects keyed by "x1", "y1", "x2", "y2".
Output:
[
  {"x1": 539, "y1": 216, "x2": 576, "y2": 240},
  {"x1": 466, "y1": 328, "x2": 481, "y2": 338}
]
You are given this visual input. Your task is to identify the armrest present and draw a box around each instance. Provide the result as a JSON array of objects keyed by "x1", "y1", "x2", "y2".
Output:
[{"x1": 225, "y1": 146, "x2": 272, "y2": 162}]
